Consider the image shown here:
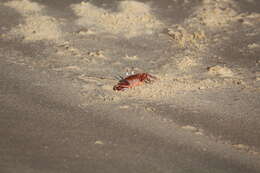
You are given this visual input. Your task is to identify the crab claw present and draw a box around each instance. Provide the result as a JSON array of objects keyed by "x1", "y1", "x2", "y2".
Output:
[
  {"x1": 113, "y1": 80, "x2": 129, "y2": 91},
  {"x1": 113, "y1": 85, "x2": 127, "y2": 91}
]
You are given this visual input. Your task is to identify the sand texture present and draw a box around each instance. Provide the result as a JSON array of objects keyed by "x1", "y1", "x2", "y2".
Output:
[{"x1": 0, "y1": 0, "x2": 260, "y2": 172}]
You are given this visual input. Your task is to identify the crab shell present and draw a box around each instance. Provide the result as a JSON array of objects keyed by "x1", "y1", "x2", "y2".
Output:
[{"x1": 113, "y1": 73, "x2": 157, "y2": 91}]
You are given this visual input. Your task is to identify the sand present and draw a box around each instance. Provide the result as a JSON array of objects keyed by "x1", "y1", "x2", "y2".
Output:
[
  {"x1": 0, "y1": 0, "x2": 260, "y2": 168},
  {"x1": 194, "y1": 0, "x2": 238, "y2": 28},
  {"x1": 1, "y1": 0, "x2": 258, "y2": 100},
  {"x1": 71, "y1": 1, "x2": 163, "y2": 37},
  {"x1": 207, "y1": 65, "x2": 234, "y2": 77},
  {"x1": 3, "y1": 0, "x2": 62, "y2": 41}
]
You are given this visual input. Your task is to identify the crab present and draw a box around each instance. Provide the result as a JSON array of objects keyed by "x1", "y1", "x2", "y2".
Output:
[{"x1": 113, "y1": 72, "x2": 157, "y2": 91}]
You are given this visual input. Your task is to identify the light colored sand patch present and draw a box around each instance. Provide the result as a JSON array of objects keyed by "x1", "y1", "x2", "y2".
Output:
[
  {"x1": 87, "y1": 50, "x2": 106, "y2": 58},
  {"x1": 233, "y1": 144, "x2": 250, "y2": 150},
  {"x1": 144, "y1": 106, "x2": 156, "y2": 112},
  {"x1": 74, "y1": 28, "x2": 96, "y2": 36},
  {"x1": 9, "y1": 15, "x2": 61, "y2": 41},
  {"x1": 116, "y1": 75, "x2": 244, "y2": 100},
  {"x1": 256, "y1": 72, "x2": 260, "y2": 81},
  {"x1": 167, "y1": 25, "x2": 206, "y2": 48},
  {"x1": 182, "y1": 125, "x2": 197, "y2": 132},
  {"x1": 232, "y1": 144, "x2": 259, "y2": 155},
  {"x1": 123, "y1": 55, "x2": 139, "y2": 61},
  {"x1": 248, "y1": 43, "x2": 260, "y2": 49},
  {"x1": 4, "y1": 0, "x2": 43, "y2": 15},
  {"x1": 177, "y1": 56, "x2": 198, "y2": 71},
  {"x1": 4, "y1": 0, "x2": 61, "y2": 41},
  {"x1": 188, "y1": 0, "x2": 238, "y2": 29},
  {"x1": 94, "y1": 141, "x2": 104, "y2": 145},
  {"x1": 119, "y1": 105, "x2": 131, "y2": 109},
  {"x1": 181, "y1": 125, "x2": 204, "y2": 135},
  {"x1": 236, "y1": 12, "x2": 260, "y2": 27},
  {"x1": 71, "y1": 1, "x2": 163, "y2": 37},
  {"x1": 207, "y1": 65, "x2": 234, "y2": 77}
]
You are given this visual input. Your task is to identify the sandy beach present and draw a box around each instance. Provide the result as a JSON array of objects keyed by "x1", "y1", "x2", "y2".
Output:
[{"x1": 0, "y1": 0, "x2": 260, "y2": 172}]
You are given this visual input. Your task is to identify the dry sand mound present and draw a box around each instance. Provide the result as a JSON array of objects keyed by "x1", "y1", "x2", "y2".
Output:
[
  {"x1": 3, "y1": 0, "x2": 61, "y2": 41},
  {"x1": 207, "y1": 65, "x2": 234, "y2": 77},
  {"x1": 71, "y1": 1, "x2": 163, "y2": 37},
  {"x1": 187, "y1": 0, "x2": 239, "y2": 29},
  {"x1": 3, "y1": 0, "x2": 43, "y2": 14}
]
